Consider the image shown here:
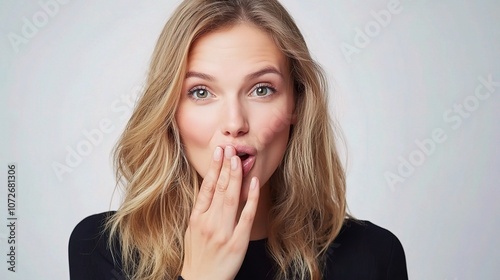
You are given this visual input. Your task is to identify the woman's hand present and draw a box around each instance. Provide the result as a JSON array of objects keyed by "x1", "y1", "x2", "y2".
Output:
[{"x1": 181, "y1": 146, "x2": 260, "y2": 280}]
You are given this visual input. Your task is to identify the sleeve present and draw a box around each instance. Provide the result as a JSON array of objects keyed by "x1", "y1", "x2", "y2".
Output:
[
  {"x1": 325, "y1": 219, "x2": 409, "y2": 280},
  {"x1": 68, "y1": 211, "x2": 125, "y2": 280},
  {"x1": 386, "y1": 232, "x2": 408, "y2": 279}
]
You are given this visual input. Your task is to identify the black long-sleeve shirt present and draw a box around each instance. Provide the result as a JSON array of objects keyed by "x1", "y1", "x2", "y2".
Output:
[{"x1": 68, "y1": 211, "x2": 408, "y2": 279}]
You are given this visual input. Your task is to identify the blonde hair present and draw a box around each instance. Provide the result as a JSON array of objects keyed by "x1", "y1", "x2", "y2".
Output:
[{"x1": 107, "y1": 0, "x2": 347, "y2": 279}]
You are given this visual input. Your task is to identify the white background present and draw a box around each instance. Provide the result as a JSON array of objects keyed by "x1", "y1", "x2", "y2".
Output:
[{"x1": 1, "y1": 0, "x2": 499, "y2": 279}]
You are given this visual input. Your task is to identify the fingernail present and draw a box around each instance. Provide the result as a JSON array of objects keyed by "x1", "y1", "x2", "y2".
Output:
[
  {"x1": 213, "y1": 147, "x2": 222, "y2": 161},
  {"x1": 225, "y1": 146, "x2": 235, "y2": 159},
  {"x1": 231, "y1": 156, "x2": 238, "y2": 170},
  {"x1": 250, "y1": 177, "x2": 257, "y2": 189}
]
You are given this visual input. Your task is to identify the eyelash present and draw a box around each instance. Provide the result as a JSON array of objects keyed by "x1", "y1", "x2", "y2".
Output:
[
  {"x1": 250, "y1": 83, "x2": 277, "y2": 98},
  {"x1": 187, "y1": 86, "x2": 211, "y2": 101},
  {"x1": 186, "y1": 83, "x2": 277, "y2": 101}
]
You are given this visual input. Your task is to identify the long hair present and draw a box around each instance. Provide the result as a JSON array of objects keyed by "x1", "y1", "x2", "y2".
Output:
[{"x1": 106, "y1": 0, "x2": 347, "y2": 279}]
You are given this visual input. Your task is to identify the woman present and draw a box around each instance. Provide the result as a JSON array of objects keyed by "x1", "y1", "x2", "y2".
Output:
[{"x1": 69, "y1": 0, "x2": 408, "y2": 279}]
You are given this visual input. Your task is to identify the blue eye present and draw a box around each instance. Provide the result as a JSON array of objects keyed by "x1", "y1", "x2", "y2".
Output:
[
  {"x1": 252, "y1": 84, "x2": 276, "y2": 97},
  {"x1": 188, "y1": 86, "x2": 211, "y2": 100}
]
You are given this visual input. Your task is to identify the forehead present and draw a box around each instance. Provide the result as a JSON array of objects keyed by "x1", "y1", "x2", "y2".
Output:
[{"x1": 187, "y1": 23, "x2": 287, "y2": 74}]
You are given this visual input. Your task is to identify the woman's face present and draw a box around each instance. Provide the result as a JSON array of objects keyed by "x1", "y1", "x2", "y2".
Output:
[{"x1": 176, "y1": 23, "x2": 295, "y2": 201}]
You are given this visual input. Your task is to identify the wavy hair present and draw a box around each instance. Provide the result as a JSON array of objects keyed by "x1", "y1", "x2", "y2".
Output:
[{"x1": 106, "y1": 0, "x2": 347, "y2": 279}]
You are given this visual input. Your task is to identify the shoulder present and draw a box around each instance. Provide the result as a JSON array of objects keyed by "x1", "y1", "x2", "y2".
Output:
[
  {"x1": 68, "y1": 211, "x2": 124, "y2": 280},
  {"x1": 70, "y1": 211, "x2": 114, "y2": 241},
  {"x1": 325, "y1": 219, "x2": 408, "y2": 280},
  {"x1": 335, "y1": 219, "x2": 403, "y2": 250}
]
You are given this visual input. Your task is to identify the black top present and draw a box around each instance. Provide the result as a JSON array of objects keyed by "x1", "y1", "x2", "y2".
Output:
[{"x1": 68, "y1": 211, "x2": 408, "y2": 280}]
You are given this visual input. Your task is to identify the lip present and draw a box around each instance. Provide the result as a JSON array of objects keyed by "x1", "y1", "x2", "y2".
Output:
[
  {"x1": 241, "y1": 155, "x2": 256, "y2": 177},
  {"x1": 222, "y1": 144, "x2": 257, "y2": 177},
  {"x1": 231, "y1": 145, "x2": 257, "y2": 156}
]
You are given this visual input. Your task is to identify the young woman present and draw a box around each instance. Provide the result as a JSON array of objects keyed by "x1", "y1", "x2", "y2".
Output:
[{"x1": 69, "y1": 0, "x2": 408, "y2": 279}]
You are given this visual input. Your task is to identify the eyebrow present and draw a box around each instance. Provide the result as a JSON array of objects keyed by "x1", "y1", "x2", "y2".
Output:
[{"x1": 185, "y1": 66, "x2": 283, "y2": 81}]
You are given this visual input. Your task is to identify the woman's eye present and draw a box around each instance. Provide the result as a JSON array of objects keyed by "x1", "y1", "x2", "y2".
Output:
[
  {"x1": 252, "y1": 84, "x2": 276, "y2": 97},
  {"x1": 188, "y1": 87, "x2": 211, "y2": 100}
]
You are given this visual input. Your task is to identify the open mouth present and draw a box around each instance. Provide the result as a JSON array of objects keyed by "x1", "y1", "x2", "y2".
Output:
[
  {"x1": 237, "y1": 152, "x2": 250, "y2": 161},
  {"x1": 236, "y1": 151, "x2": 255, "y2": 177}
]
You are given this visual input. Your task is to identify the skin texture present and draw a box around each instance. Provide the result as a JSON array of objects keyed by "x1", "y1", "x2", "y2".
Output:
[{"x1": 176, "y1": 23, "x2": 295, "y2": 279}]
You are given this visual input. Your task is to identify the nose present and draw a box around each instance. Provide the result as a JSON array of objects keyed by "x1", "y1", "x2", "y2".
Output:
[{"x1": 220, "y1": 97, "x2": 249, "y2": 137}]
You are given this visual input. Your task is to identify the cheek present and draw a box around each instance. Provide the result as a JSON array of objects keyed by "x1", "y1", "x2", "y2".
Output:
[
  {"x1": 254, "y1": 102, "x2": 294, "y2": 152},
  {"x1": 177, "y1": 105, "x2": 215, "y2": 146},
  {"x1": 250, "y1": 118, "x2": 290, "y2": 191},
  {"x1": 177, "y1": 106, "x2": 216, "y2": 176}
]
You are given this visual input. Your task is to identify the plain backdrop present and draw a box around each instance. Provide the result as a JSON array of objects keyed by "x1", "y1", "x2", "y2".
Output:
[{"x1": 1, "y1": 0, "x2": 499, "y2": 279}]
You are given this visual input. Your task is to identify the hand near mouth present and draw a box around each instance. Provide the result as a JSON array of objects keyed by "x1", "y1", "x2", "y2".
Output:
[{"x1": 181, "y1": 145, "x2": 260, "y2": 280}]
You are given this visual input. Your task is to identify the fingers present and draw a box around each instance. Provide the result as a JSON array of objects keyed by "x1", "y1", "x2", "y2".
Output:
[
  {"x1": 210, "y1": 146, "x2": 242, "y2": 218},
  {"x1": 222, "y1": 152, "x2": 243, "y2": 230},
  {"x1": 192, "y1": 146, "x2": 223, "y2": 215},
  {"x1": 233, "y1": 177, "x2": 260, "y2": 240},
  {"x1": 192, "y1": 145, "x2": 250, "y2": 234}
]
